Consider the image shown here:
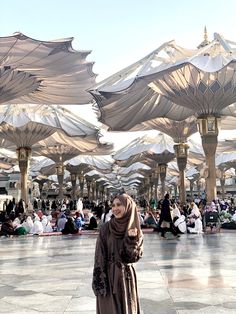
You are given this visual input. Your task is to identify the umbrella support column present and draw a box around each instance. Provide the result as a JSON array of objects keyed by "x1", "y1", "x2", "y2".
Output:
[
  {"x1": 174, "y1": 143, "x2": 188, "y2": 205},
  {"x1": 79, "y1": 174, "x2": 84, "y2": 198},
  {"x1": 71, "y1": 173, "x2": 77, "y2": 201},
  {"x1": 86, "y1": 178, "x2": 91, "y2": 200},
  {"x1": 197, "y1": 179, "x2": 201, "y2": 198},
  {"x1": 178, "y1": 166, "x2": 186, "y2": 205},
  {"x1": 158, "y1": 164, "x2": 167, "y2": 199},
  {"x1": 96, "y1": 183, "x2": 99, "y2": 201},
  {"x1": 18, "y1": 147, "x2": 31, "y2": 207},
  {"x1": 218, "y1": 169, "x2": 226, "y2": 199},
  {"x1": 189, "y1": 179, "x2": 194, "y2": 200},
  {"x1": 91, "y1": 179, "x2": 95, "y2": 201},
  {"x1": 154, "y1": 177, "x2": 159, "y2": 203},
  {"x1": 56, "y1": 164, "x2": 64, "y2": 200},
  {"x1": 198, "y1": 117, "x2": 219, "y2": 203},
  {"x1": 100, "y1": 186, "x2": 104, "y2": 202},
  {"x1": 202, "y1": 136, "x2": 217, "y2": 202}
]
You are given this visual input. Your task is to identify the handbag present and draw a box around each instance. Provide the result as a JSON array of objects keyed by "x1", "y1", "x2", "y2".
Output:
[{"x1": 161, "y1": 220, "x2": 170, "y2": 228}]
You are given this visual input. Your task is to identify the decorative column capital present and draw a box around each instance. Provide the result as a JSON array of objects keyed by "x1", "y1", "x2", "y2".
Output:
[
  {"x1": 71, "y1": 173, "x2": 77, "y2": 181},
  {"x1": 174, "y1": 143, "x2": 188, "y2": 171},
  {"x1": 70, "y1": 173, "x2": 77, "y2": 187},
  {"x1": 56, "y1": 164, "x2": 64, "y2": 176},
  {"x1": 17, "y1": 147, "x2": 32, "y2": 161},
  {"x1": 17, "y1": 147, "x2": 31, "y2": 169},
  {"x1": 197, "y1": 116, "x2": 219, "y2": 137},
  {"x1": 174, "y1": 143, "x2": 189, "y2": 158},
  {"x1": 158, "y1": 164, "x2": 167, "y2": 181}
]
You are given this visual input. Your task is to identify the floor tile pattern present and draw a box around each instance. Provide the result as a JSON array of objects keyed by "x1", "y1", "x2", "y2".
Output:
[{"x1": 0, "y1": 232, "x2": 236, "y2": 313}]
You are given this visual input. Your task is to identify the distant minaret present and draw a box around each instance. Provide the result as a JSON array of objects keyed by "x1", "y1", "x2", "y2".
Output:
[{"x1": 197, "y1": 26, "x2": 210, "y2": 49}]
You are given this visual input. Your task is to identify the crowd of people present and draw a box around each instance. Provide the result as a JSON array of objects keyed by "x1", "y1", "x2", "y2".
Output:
[
  {"x1": 137, "y1": 194, "x2": 236, "y2": 238},
  {"x1": 0, "y1": 197, "x2": 100, "y2": 237},
  {"x1": 0, "y1": 193, "x2": 236, "y2": 238}
]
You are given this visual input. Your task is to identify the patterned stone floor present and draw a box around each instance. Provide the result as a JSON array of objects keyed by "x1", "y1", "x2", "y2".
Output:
[{"x1": 0, "y1": 232, "x2": 236, "y2": 313}]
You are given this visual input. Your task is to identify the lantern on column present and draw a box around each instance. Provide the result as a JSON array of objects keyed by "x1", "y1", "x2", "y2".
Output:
[
  {"x1": 56, "y1": 164, "x2": 64, "y2": 175},
  {"x1": 174, "y1": 143, "x2": 188, "y2": 158},
  {"x1": 197, "y1": 116, "x2": 219, "y2": 136}
]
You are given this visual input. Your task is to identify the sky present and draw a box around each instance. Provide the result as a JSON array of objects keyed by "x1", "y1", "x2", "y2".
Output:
[{"x1": 2, "y1": 0, "x2": 236, "y2": 150}]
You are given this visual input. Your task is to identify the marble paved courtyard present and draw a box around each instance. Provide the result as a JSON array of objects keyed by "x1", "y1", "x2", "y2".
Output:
[{"x1": 1, "y1": 232, "x2": 236, "y2": 314}]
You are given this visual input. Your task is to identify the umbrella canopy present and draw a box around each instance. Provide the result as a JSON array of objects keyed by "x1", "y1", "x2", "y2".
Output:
[
  {"x1": 131, "y1": 116, "x2": 198, "y2": 143},
  {"x1": 0, "y1": 32, "x2": 95, "y2": 105},
  {"x1": 0, "y1": 104, "x2": 101, "y2": 203},
  {"x1": 32, "y1": 155, "x2": 113, "y2": 176},
  {"x1": 216, "y1": 152, "x2": 236, "y2": 167},
  {"x1": 113, "y1": 133, "x2": 175, "y2": 166},
  {"x1": 117, "y1": 162, "x2": 151, "y2": 175},
  {"x1": 67, "y1": 155, "x2": 114, "y2": 173},
  {"x1": 32, "y1": 133, "x2": 113, "y2": 162},
  {"x1": 186, "y1": 166, "x2": 200, "y2": 179},
  {"x1": 0, "y1": 104, "x2": 100, "y2": 148},
  {"x1": 90, "y1": 32, "x2": 236, "y2": 129}
]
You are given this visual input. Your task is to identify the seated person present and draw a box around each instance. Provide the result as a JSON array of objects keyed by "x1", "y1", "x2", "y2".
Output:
[
  {"x1": 144, "y1": 210, "x2": 159, "y2": 228},
  {"x1": 172, "y1": 203, "x2": 181, "y2": 220},
  {"x1": 61, "y1": 217, "x2": 79, "y2": 234},
  {"x1": 74, "y1": 212, "x2": 84, "y2": 231},
  {"x1": 30, "y1": 214, "x2": 44, "y2": 235},
  {"x1": 0, "y1": 217, "x2": 16, "y2": 237},
  {"x1": 100, "y1": 208, "x2": 113, "y2": 224},
  {"x1": 173, "y1": 215, "x2": 187, "y2": 234},
  {"x1": 221, "y1": 210, "x2": 236, "y2": 229},
  {"x1": 41, "y1": 215, "x2": 53, "y2": 233},
  {"x1": 138, "y1": 211, "x2": 145, "y2": 228},
  {"x1": 15, "y1": 224, "x2": 27, "y2": 236},
  {"x1": 85, "y1": 212, "x2": 98, "y2": 230},
  {"x1": 187, "y1": 202, "x2": 203, "y2": 234},
  {"x1": 22, "y1": 216, "x2": 34, "y2": 233},
  {"x1": 12, "y1": 215, "x2": 22, "y2": 229},
  {"x1": 232, "y1": 210, "x2": 236, "y2": 222},
  {"x1": 56, "y1": 213, "x2": 67, "y2": 232}
]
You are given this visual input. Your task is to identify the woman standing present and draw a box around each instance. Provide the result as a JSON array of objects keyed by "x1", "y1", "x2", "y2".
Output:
[
  {"x1": 92, "y1": 194, "x2": 143, "y2": 314},
  {"x1": 159, "y1": 194, "x2": 179, "y2": 239}
]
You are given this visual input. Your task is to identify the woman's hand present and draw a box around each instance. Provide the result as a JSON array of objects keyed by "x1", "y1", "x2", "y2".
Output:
[{"x1": 128, "y1": 228, "x2": 138, "y2": 237}]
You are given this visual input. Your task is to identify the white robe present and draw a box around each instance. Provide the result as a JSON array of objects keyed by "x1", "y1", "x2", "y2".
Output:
[
  {"x1": 30, "y1": 215, "x2": 44, "y2": 234},
  {"x1": 41, "y1": 215, "x2": 53, "y2": 233},
  {"x1": 22, "y1": 217, "x2": 34, "y2": 233},
  {"x1": 188, "y1": 218, "x2": 203, "y2": 234}
]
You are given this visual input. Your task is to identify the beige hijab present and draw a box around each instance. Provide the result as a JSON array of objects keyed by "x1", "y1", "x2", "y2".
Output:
[{"x1": 109, "y1": 194, "x2": 142, "y2": 239}]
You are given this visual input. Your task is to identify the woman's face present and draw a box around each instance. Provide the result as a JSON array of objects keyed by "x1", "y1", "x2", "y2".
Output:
[{"x1": 112, "y1": 198, "x2": 126, "y2": 219}]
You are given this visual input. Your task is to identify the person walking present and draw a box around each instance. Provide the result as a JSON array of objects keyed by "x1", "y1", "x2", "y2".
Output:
[
  {"x1": 92, "y1": 193, "x2": 143, "y2": 314},
  {"x1": 159, "y1": 193, "x2": 179, "y2": 239}
]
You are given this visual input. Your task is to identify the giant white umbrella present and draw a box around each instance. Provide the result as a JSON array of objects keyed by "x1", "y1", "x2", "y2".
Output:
[
  {"x1": 0, "y1": 148, "x2": 17, "y2": 171},
  {"x1": 32, "y1": 155, "x2": 113, "y2": 199},
  {"x1": 114, "y1": 133, "x2": 175, "y2": 198},
  {"x1": 0, "y1": 104, "x2": 100, "y2": 203},
  {"x1": 33, "y1": 138, "x2": 113, "y2": 200},
  {"x1": 131, "y1": 116, "x2": 198, "y2": 204},
  {"x1": 0, "y1": 32, "x2": 95, "y2": 105},
  {"x1": 215, "y1": 152, "x2": 236, "y2": 198},
  {"x1": 89, "y1": 30, "x2": 236, "y2": 202}
]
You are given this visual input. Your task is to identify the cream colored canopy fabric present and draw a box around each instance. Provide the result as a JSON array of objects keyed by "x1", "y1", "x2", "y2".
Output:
[
  {"x1": 112, "y1": 133, "x2": 229, "y2": 170},
  {"x1": 117, "y1": 162, "x2": 151, "y2": 175},
  {"x1": 83, "y1": 163, "x2": 149, "y2": 190},
  {"x1": 32, "y1": 155, "x2": 113, "y2": 177},
  {"x1": 130, "y1": 117, "x2": 198, "y2": 142},
  {"x1": 89, "y1": 33, "x2": 236, "y2": 130},
  {"x1": 0, "y1": 104, "x2": 99, "y2": 148},
  {"x1": 113, "y1": 133, "x2": 175, "y2": 166},
  {"x1": 0, "y1": 33, "x2": 95, "y2": 104},
  {"x1": 216, "y1": 152, "x2": 236, "y2": 167},
  {"x1": 32, "y1": 132, "x2": 113, "y2": 162}
]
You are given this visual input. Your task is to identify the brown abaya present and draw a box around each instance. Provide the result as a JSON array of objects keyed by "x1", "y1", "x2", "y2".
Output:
[{"x1": 92, "y1": 194, "x2": 143, "y2": 314}]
